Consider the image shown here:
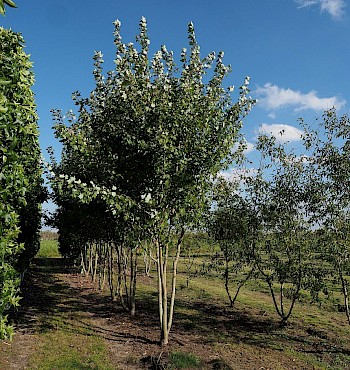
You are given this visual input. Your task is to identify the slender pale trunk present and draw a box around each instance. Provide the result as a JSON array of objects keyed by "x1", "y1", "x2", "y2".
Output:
[
  {"x1": 338, "y1": 266, "x2": 350, "y2": 324},
  {"x1": 224, "y1": 250, "x2": 233, "y2": 306},
  {"x1": 159, "y1": 240, "x2": 169, "y2": 345},
  {"x1": 167, "y1": 237, "x2": 182, "y2": 334},
  {"x1": 99, "y1": 243, "x2": 107, "y2": 291},
  {"x1": 143, "y1": 249, "x2": 152, "y2": 276},
  {"x1": 129, "y1": 249, "x2": 137, "y2": 316},
  {"x1": 92, "y1": 244, "x2": 99, "y2": 284},
  {"x1": 155, "y1": 227, "x2": 185, "y2": 346},
  {"x1": 87, "y1": 243, "x2": 93, "y2": 275},
  {"x1": 229, "y1": 267, "x2": 255, "y2": 307},
  {"x1": 280, "y1": 282, "x2": 285, "y2": 318},
  {"x1": 80, "y1": 249, "x2": 87, "y2": 275},
  {"x1": 156, "y1": 239, "x2": 163, "y2": 330},
  {"x1": 107, "y1": 244, "x2": 116, "y2": 302}
]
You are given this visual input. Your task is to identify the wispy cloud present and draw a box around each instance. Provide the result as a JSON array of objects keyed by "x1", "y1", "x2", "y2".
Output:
[
  {"x1": 295, "y1": 0, "x2": 346, "y2": 19},
  {"x1": 244, "y1": 141, "x2": 255, "y2": 154},
  {"x1": 218, "y1": 168, "x2": 257, "y2": 182},
  {"x1": 255, "y1": 83, "x2": 346, "y2": 112},
  {"x1": 257, "y1": 123, "x2": 304, "y2": 143},
  {"x1": 232, "y1": 140, "x2": 255, "y2": 155}
]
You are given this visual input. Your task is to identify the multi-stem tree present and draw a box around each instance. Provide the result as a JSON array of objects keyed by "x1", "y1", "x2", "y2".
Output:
[
  {"x1": 302, "y1": 109, "x2": 350, "y2": 323},
  {"x1": 207, "y1": 177, "x2": 256, "y2": 307},
  {"x1": 50, "y1": 17, "x2": 254, "y2": 345},
  {"x1": 244, "y1": 134, "x2": 319, "y2": 324}
]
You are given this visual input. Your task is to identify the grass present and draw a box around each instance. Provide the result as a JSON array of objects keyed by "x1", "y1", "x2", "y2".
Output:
[
  {"x1": 27, "y1": 332, "x2": 114, "y2": 370},
  {"x1": 7, "y1": 238, "x2": 350, "y2": 369},
  {"x1": 36, "y1": 239, "x2": 61, "y2": 258},
  {"x1": 138, "y1": 260, "x2": 350, "y2": 368},
  {"x1": 23, "y1": 240, "x2": 115, "y2": 370},
  {"x1": 169, "y1": 351, "x2": 202, "y2": 369}
]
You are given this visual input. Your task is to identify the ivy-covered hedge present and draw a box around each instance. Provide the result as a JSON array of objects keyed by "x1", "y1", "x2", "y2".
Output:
[{"x1": 0, "y1": 27, "x2": 44, "y2": 340}]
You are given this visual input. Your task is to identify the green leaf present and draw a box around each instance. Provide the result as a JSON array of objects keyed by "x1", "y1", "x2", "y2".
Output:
[
  {"x1": 0, "y1": 78, "x2": 11, "y2": 85},
  {"x1": 4, "y1": 0, "x2": 16, "y2": 8}
]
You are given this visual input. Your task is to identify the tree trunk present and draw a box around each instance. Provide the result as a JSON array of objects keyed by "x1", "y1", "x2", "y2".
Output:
[
  {"x1": 80, "y1": 249, "x2": 87, "y2": 275},
  {"x1": 92, "y1": 244, "x2": 99, "y2": 284},
  {"x1": 167, "y1": 232, "x2": 183, "y2": 336},
  {"x1": 338, "y1": 267, "x2": 350, "y2": 324},
  {"x1": 155, "y1": 227, "x2": 185, "y2": 346},
  {"x1": 107, "y1": 243, "x2": 116, "y2": 302},
  {"x1": 129, "y1": 248, "x2": 137, "y2": 317}
]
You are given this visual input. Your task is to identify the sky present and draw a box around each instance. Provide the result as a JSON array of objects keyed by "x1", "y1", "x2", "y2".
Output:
[{"x1": 1, "y1": 0, "x2": 350, "y2": 202}]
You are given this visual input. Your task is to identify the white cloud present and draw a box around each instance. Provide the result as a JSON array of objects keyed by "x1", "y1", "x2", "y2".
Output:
[
  {"x1": 268, "y1": 112, "x2": 277, "y2": 119},
  {"x1": 255, "y1": 83, "x2": 346, "y2": 112},
  {"x1": 295, "y1": 0, "x2": 345, "y2": 19},
  {"x1": 245, "y1": 141, "x2": 255, "y2": 154},
  {"x1": 258, "y1": 123, "x2": 304, "y2": 143},
  {"x1": 232, "y1": 140, "x2": 255, "y2": 155},
  {"x1": 218, "y1": 168, "x2": 257, "y2": 182}
]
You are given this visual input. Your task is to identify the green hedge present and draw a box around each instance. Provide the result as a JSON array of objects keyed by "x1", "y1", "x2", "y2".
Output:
[{"x1": 0, "y1": 27, "x2": 44, "y2": 340}]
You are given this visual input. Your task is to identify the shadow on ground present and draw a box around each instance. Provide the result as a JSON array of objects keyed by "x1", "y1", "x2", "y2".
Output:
[
  {"x1": 11, "y1": 256, "x2": 350, "y2": 366},
  {"x1": 12, "y1": 257, "x2": 158, "y2": 346}
]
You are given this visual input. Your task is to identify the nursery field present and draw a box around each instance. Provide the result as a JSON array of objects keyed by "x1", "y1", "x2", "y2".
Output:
[{"x1": 1, "y1": 240, "x2": 350, "y2": 370}]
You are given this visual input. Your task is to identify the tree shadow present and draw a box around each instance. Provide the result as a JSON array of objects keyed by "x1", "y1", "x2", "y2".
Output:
[
  {"x1": 12, "y1": 257, "x2": 350, "y2": 361},
  {"x1": 12, "y1": 257, "x2": 158, "y2": 346},
  {"x1": 132, "y1": 286, "x2": 350, "y2": 358}
]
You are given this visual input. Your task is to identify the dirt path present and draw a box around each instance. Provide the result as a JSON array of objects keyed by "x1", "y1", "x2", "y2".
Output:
[{"x1": 0, "y1": 257, "x2": 345, "y2": 369}]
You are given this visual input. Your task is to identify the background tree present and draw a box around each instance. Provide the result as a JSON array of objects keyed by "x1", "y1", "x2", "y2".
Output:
[
  {"x1": 243, "y1": 133, "x2": 321, "y2": 324},
  {"x1": 207, "y1": 177, "x2": 256, "y2": 307},
  {"x1": 302, "y1": 109, "x2": 350, "y2": 323}
]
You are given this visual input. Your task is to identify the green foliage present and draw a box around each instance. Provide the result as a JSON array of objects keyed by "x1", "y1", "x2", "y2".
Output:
[
  {"x1": 49, "y1": 17, "x2": 254, "y2": 234},
  {"x1": 169, "y1": 351, "x2": 202, "y2": 369},
  {"x1": 48, "y1": 17, "x2": 254, "y2": 344},
  {"x1": 0, "y1": 0, "x2": 17, "y2": 16},
  {"x1": 0, "y1": 28, "x2": 43, "y2": 340},
  {"x1": 207, "y1": 177, "x2": 256, "y2": 306},
  {"x1": 243, "y1": 133, "x2": 324, "y2": 322},
  {"x1": 301, "y1": 108, "x2": 350, "y2": 323}
]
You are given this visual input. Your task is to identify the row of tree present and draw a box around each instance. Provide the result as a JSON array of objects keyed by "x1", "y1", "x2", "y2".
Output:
[
  {"x1": 209, "y1": 109, "x2": 350, "y2": 324},
  {"x1": 48, "y1": 17, "x2": 350, "y2": 345}
]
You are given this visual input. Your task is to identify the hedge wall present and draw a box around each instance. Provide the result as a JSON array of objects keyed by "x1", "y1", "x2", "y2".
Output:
[{"x1": 0, "y1": 27, "x2": 44, "y2": 340}]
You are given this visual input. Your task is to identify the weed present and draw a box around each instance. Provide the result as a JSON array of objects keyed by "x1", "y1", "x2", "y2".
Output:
[{"x1": 169, "y1": 351, "x2": 201, "y2": 369}]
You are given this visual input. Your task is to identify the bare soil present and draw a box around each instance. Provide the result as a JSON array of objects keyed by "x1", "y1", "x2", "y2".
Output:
[{"x1": 1, "y1": 257, "x2": 349, "y2": 369}]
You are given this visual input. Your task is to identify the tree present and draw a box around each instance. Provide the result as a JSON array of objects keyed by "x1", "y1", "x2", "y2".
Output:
[
  {"x1": 243, "y1": 133, "x2": 320, "y2": 324},
  {"x1": 302, "y1": 109, "x2": 350, "y2": 323},
  {"x1": 49, "y1": 17, "x2": 255, "y2": 345},
  {"x1": 207, "y1": 177, "x2": 256, "y2": 307}
]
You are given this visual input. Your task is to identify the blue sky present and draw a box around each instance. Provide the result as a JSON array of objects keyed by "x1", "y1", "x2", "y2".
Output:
[{"x1": 1, "y1": 0, "x2": 349, "y2": 181}]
